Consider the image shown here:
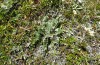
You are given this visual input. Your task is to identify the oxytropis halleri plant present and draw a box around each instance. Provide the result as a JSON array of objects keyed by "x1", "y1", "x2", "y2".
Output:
[{"x1": 32, "y1": 15, "x2": 65, "y2": 51}]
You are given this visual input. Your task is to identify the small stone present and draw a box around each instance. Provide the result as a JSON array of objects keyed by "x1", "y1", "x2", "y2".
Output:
[
  {"x1": 73, "y1": 10, "x2": 77, "y2": 15},
  {"x1": 86, "y1": 46, "x2": 92, "y2": 53},
  {"x1": 78, "y1": 0, "x2": 84, "y2": 3}
]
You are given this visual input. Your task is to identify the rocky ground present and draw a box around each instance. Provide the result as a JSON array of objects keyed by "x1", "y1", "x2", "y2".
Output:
[{"x1": 0, "y1": 0, "x2": 100, "y2": 65}]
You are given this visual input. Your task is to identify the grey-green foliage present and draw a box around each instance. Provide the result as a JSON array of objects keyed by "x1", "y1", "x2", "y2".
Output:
[
  {"x1": 32, "y1": 16, "x2": 64, "y2": 49},
  {"x1": 0, "y1": 0, "x2": 13, "y2": 19}
]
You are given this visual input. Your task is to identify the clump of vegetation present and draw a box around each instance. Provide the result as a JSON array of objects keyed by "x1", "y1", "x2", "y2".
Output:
[{"x1": 0, "y1": 0, "x2": 100, "y2": 65}]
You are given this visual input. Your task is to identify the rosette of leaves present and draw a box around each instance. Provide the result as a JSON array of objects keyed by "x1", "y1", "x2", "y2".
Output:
[{"x1": 32, "y1": 16, "x2": 64, "y2": 51}]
